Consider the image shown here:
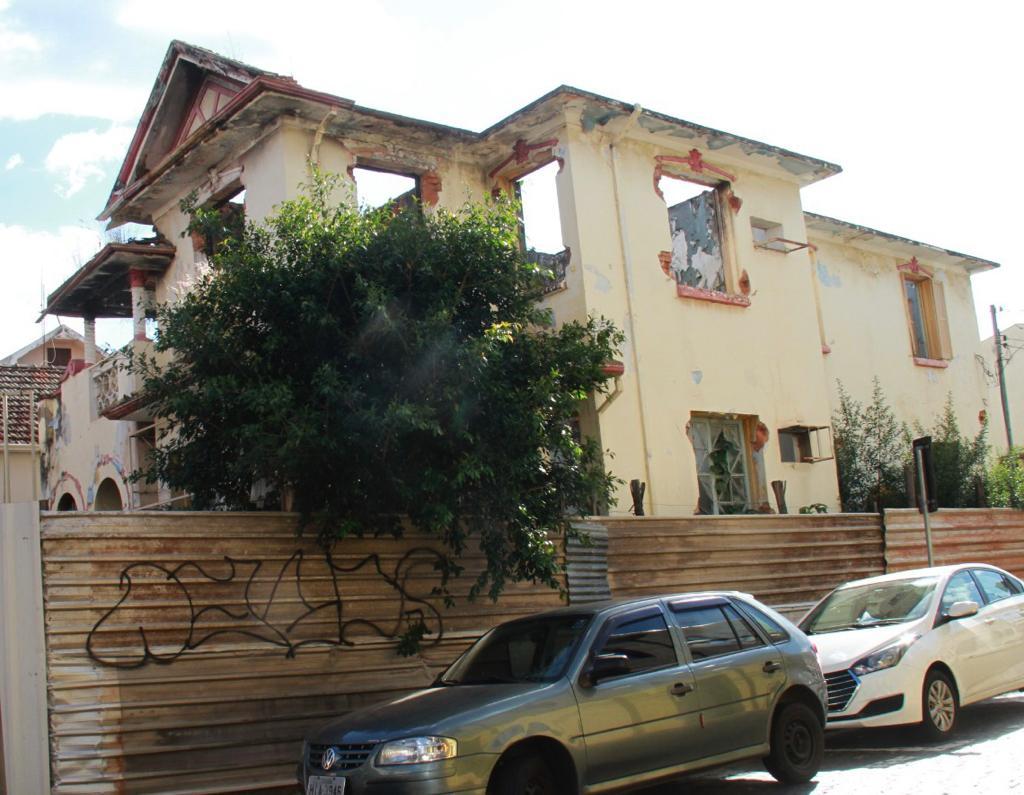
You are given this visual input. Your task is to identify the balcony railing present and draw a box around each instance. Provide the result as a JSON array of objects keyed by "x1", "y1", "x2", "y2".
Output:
[{"x1": 91, "y1": 340, "x2": 152, "y2": 419}]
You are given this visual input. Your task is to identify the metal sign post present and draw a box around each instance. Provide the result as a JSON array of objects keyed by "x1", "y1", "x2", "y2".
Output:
[{"x1": 914, "y1": 444, "x2": 934, "y2": 566}]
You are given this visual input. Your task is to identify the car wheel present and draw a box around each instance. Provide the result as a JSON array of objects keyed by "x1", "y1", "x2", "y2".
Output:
[
  {"x1": 488, "y1": 752, "x2": 557, "y2": 795},
  {"x1": 762, "y1": 701, "x2": 824, "y2": 784},
  {"x1": 921, "y1": 669, "x2": 958, "y2": 740}
]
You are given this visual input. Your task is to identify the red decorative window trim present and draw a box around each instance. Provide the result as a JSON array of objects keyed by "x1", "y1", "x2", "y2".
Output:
[
  {"x1": 676, "y1": 284, "x2": 750, "y2": 307},
  {"x1": 913, "y1": 356, "x2": 948, "y2": 369},
  {"x1": 898, "y1": 256, "x2": 932, "y2": 278}
]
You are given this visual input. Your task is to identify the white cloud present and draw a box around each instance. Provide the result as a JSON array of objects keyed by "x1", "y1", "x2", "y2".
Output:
[
  {"x1": 0, "y1": 223, "x2": 105, "y2": 356},
  {"x1": 0, "y1": 78, "x2": 144, "y2": 122},
  {"x1": 44, "y1": 125, "x2": 133, "y2": 198},
  {"x1": 4, "y1": 152, "x2": 22, "y2": 170},
  {"x1": 0, "y1": 4, "x2": 41, "y2": 60}
]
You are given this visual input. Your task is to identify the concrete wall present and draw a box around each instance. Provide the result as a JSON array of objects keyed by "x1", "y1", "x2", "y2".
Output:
[
  {"x1": 1, "y1": 446, "x2": 42, "y2": 505},
  {"x1": 0, "y1": 502, "x2": 50, "y2": 795},
  {"x1": 561, "y1": 123, "x2": 839, "y2": 516},
  {"x1": 813, "y1": 236, "x2": 990, "y2": 440},
  {"x1": 43, "y1": 363, "x2": 132, "y2": 511},
  {"x1": 980, "y1": 322, "x2": 1023, "y2": 453}
]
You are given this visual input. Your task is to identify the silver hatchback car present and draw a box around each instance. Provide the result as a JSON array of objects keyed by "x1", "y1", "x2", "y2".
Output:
[{"x1": 301, "y1": 592, "x2": 826, "y2": 795}]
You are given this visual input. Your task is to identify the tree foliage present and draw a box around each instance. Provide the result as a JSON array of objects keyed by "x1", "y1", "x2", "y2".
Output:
[
  {"x1": 987, "y1": 448, "x2": 1024, "y2": 509},
  {"x1": 132, "y1": 173, "x2": 623, "y2": 601},
  {"x1": 921, "y1": 394, "x2": 988, "y2": 508},
  {"x1": 832, "y1": 379, "x2": 909, "y2": 512}
]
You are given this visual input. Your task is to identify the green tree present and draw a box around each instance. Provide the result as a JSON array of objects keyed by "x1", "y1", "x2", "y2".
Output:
[
  {"x1": 988, "y1": 448, "x2": 1024, "y2": 509},
  {"x1": 832, "y1": 379, "x2": 909, "y2": 511},
  {"x1": 925, "y1": 394, "x2": 988, "y2": 508},
  {"x1": 132, "y1": 173, "x2": 623, "y2": 603}
]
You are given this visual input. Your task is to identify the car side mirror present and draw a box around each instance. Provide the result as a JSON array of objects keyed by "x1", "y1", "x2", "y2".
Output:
[
  {"x1": 945, "y1": 600, "x2": 979, "y2": 620},
  {"x1": 580, "y1": 653, "x2": 631, "y2": 688}
]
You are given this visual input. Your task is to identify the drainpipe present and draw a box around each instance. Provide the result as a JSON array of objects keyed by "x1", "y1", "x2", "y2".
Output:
[{"x1": 606, "y1": 105, "x2": 657, "y2": 514}]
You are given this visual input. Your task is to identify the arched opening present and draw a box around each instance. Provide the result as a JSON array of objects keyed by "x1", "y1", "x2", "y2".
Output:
[
  {"x1": 56, "y1": 493, "x2": 77, "y2": 511},
  {"x1": 93, "y1": 478, "x2": 123, "y2": 511}
]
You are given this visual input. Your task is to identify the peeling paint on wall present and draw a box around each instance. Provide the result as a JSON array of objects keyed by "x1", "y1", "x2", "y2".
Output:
[
  {"x1": 816, "y1": 261, "x2": 842, "y2": 288},
  {"x1": 580, "y1": 104, "x2": 624, "y2": 133},
  {"x1": 584, "y1": 262, "x2": 613, "y2": 293},
  {"x1": 691, "y1": 370, "x2": 703, "y2": 384}
]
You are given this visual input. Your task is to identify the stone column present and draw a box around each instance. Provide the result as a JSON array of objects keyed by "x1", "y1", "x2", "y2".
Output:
[
  {"x1": 83, "y1": 315, "x2": 97, "y2": 364},
  {"x1": 129, "y1": 269, "x2": 148, "y2": 341}
]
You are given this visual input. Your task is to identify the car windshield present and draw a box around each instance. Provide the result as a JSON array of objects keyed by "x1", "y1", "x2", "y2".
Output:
[
  {"x1": 801, "y1": 576, "x2": 938, "y2": 635},
  {"x1": 439, "y1": 614, "x2": 591, "y2": 685}
]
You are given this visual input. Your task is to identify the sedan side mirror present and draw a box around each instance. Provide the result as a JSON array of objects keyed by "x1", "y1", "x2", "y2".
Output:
[
  {"x1": 580, "y1": 653, "x2": 631, "y2": 688},
  {"x1": 945, "y1": 600, "x2": 979, "y2": 620}
]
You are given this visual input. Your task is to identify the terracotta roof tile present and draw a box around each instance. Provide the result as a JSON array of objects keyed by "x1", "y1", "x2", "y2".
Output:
[{"x1": 0, "y1": 365, "x2": 66, "y2": 444}]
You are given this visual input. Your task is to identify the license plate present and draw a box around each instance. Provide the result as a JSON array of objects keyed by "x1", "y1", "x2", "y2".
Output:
[{"x1": 306, "y1": 776, "x2": 346, "y2": 795}]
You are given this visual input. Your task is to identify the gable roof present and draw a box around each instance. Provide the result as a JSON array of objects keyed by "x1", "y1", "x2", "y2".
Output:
[
  {"x1": 101, "y1": 41, "x2": 844, "y2": 224},
  {"x1": 0, "y1": 365, "x2": 65, "y2": 444},
  {"x1": 106, "y1": 40, "x2": 278, "y2": 214},
  {"x1": 0, "y1": 324, "x2": 84, "y2": 366}
]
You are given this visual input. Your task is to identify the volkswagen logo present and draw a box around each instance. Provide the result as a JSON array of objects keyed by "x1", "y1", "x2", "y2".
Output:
[{"x1": 321, "y1": 746, "x2": 339, "y2": 771}]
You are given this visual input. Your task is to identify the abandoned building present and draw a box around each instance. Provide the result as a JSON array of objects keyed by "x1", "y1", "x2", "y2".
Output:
[{"x1": 36, "y1": 40, "x2": 998, "y2": 516}]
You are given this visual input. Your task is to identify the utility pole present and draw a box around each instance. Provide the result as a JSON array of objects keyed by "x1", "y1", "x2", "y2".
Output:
[{"x1": 991, "y1": 305, "x2": 1015, "y2": 450}]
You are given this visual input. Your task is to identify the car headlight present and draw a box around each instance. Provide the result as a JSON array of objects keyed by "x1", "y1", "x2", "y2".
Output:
[
  {"x1": 850, "y1": 635, "x2": 919, "y2": 676},
  {"x1": 377, "y1": 736, "x2": 457, "y2": 766}
]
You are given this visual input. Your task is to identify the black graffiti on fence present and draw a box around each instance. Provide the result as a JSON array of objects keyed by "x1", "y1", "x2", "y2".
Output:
[{"x1": 86, "y1": 547, "x2": 446, "y2": 668}]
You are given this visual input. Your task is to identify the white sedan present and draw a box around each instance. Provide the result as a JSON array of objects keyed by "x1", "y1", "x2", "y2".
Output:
[{"x1": 799, "y1": 563, "x2": 1024, "y2": 738}]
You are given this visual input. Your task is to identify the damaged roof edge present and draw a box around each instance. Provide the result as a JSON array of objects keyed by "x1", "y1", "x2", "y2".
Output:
[
  {"x1": 804, "y1": 211, "x2": 1000, "y2": 273},
  {"x1": 480, "y1": 85, "x2": 844, "y2": 183}
]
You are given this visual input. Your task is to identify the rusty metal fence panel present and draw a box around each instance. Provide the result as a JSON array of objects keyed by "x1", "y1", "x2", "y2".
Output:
[
  {"x1": 40, "y1": 512, "x2": 564, "y2": 795},
  {"x1": 591, "y1": 514, "x2": 885, "y2": 610},
  {"x1": 884, "y1": 508, "x2": 1024, "y2": 578}
]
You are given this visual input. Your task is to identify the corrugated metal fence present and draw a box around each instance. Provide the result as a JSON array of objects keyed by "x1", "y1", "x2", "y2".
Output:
[
  {"x1": 41, "y1": 513, "x2": 562, "y2": 795},
  {"x1": 33, "y1": 508, "x2": 1023, "y2": 793},
  {"x1": 884, "y1": 507, "x2": 1024, "y2": 578}
]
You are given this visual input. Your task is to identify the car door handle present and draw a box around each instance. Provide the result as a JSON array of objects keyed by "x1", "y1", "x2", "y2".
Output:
[
  {"x1": 670, "y1": 682, "x2": 694, "y2": 696},
  {"x1": 763, "y1": 660, "x2": 783, "y2": 673}
]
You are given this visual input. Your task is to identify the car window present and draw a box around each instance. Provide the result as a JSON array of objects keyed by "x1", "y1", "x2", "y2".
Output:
[
  {"x1": 940, "y1": 571, "x2": 984, "y2": 613},
  {"x1": 594, "y1": 611, "x2": 677, "y2": 677},
  {"x1": 674, "y1": 606, "x2": 747, "y2": 660},
  {"x1": 733, "y1": 600, "x2": 790, "y2": 644},
  {"x1": 801, "y1": 577, "x2": 938, "y2": 634},
  {"x1": 441, "y1": 614, "x2": 590, "y2": 685},
  {"x1": 973, "y1": 569, "x2": 1018, "y2": 604},
  {"x1": 723, "y1": 604, "x2": 765, "y2": 649}
]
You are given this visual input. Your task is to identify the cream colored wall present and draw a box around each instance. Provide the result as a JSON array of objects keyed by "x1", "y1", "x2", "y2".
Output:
[
  {"x1": 813, "y1": 238, "x2": 990, "y2": 443},
  {"x1": 560, "y1": 125, "x2": 840, "y2": 516},
  {"x1": 44, "y1": 367, "x2": 133, "y2": 511},
  {"x1": 1, "y1": 448, "x2": 42, "y2": 504},
  {"x1": 14, "y1": 338, "x2": 85, "y2": 366}
]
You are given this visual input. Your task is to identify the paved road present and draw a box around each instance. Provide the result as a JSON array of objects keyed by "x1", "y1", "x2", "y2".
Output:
[{"x1": 642, "y1": 692, "x2": 1024, "y2": 794}]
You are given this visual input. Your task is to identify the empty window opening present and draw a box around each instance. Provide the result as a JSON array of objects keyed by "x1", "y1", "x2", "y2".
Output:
[
  {"x1": 515, "y1": 161, "x2": 568, "y2": 294},
  {"x1": 660, "y1": 175, "x2": 726, "y2": 293},
  {"x1": 193, "y1": 186, "x2": 245, "y2": 257},
  {"x1": 902, "y1": 274, "x2": 951, "y2": 360},
  {"x1": 779, "y1": 425, "x2": 833, "y2": 464},
  {"x1": 352, "y1": 167, "x2": 418, "y2": 212},
  {"x1": 93, "y1": 478, "x2": 123, "y2": 511},
  {"x1": 46, "y1": 346, "x2": 72, "y2": 367},
  {"x1": 751, "y1": 218, "x2": 787, "y2": 252},
  {"x1": 56, "y1": 493, "x2": 77, "y2": 511}
]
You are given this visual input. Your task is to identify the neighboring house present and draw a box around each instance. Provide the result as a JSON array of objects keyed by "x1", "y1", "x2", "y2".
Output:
[
  {"x1": 0, "y1": 324, "x2": 84, "y2": 367},
  {"x1": 0, "y1": 364, "x2": 64, "y2": 504},
  {"x1": 979, "y1": 322, "x2": 1023, "y2": 453},
  {"x1": 37, "y1": 40, "x2": 998, "y2": 516}
]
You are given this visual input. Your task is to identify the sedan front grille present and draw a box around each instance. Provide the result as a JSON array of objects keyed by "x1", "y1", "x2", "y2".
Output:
[
  {"x1": 308, "y1": 743, "x2": 376, "y2": 771},
  {"x1": 824, "y1": 670, "x2": 859, "y2": 713}
]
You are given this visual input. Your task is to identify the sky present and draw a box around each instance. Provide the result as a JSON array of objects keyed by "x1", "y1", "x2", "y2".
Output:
[{"x1": 1, "y1": 0, "x2": 1021, "y2": 356}]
